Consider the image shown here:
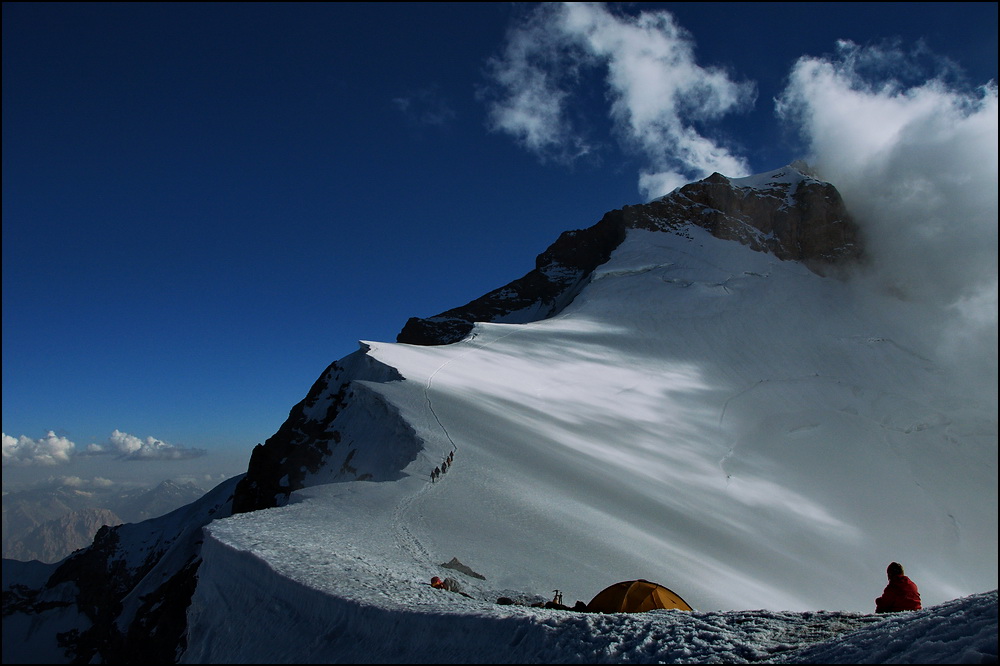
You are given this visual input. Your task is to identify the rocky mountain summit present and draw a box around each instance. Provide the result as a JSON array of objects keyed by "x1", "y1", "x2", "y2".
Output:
[
  {"x1": 230, "y1": 164, "x2": 863, "y2": 517},
  {"x1": 397, "y1": 163, "x2": 861, "y2": 347}
]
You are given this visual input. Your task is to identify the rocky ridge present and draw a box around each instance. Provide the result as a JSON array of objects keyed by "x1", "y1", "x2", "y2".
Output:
[
  {"x1": 232, "y1": 164, "x2": 862, "y2": 516},
  {"x1": 397, "y1": 164, "x2": 861, "y2": 347}
]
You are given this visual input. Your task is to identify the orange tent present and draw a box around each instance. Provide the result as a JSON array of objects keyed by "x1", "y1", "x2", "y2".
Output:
[{"x1": 586, "y1": 579, "x2": 693, "y2": 613}]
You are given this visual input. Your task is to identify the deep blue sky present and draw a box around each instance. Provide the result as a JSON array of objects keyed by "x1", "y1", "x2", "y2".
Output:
[{"x1": 3, "y1": 3, "x2": 996, "y2": 476}]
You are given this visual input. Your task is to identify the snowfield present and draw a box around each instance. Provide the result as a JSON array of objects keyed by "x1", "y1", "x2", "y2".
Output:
[
  {"x1": 178, "y1": 223, "x2": 996, "y2": 662},
  {"x1": 188, "y1": 505, "x2": 998, "y2": 663}
]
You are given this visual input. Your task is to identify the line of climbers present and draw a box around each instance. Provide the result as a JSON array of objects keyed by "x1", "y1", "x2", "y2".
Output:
[{"x1": 430, "y1": 450, "x2": 455, "y2": 483}]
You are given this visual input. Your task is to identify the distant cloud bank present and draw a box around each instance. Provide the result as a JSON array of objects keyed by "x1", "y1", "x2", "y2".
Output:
[
  {"x1": 54, "y1": 475, "x2": 116, "y2": 488},
  {"x1": 2, "y1": 429, "x2": 207, "y2": 466}
]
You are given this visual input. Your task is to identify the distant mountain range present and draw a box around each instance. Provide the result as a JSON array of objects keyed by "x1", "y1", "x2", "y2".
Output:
[{"x1": 2, "y1": 480, "x2": 207, "y2": 563}]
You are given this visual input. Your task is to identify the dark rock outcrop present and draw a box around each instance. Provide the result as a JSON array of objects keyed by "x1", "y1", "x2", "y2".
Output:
[
  {"x1": 398, "y1": 164, "x2": 862, "y2": 346},
  {"x1": 397, "y1": 210, "x2": 628, "y2": 345},
  {"x1": 636, "y1": 165, "x2": 862, "y2": 270},
  {"x1": 232, "y1": 345, "x2": 417, "y2": 515},
  {"x1": 441, "y1": 556, "x2": 487, "y2": 580}
]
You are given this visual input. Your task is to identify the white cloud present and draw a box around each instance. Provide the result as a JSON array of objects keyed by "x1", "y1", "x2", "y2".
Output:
[
  {"x1": 483, "y1": 3, "x2": 754, "y2": 198},
  {"x1": 482, "y1": 5, "x2": 592, "y2": 162},
  {"x1": 3, "y1": 429, "x2": 207, "y2": 466},
  {"x1": 2, "y1": 431, "x2": 76, "y2": 466},
  {"x1": 776, "y1": 39, "x2": 998, "y2": 403},
  {"x1": 52, "y1": 475, "x2": 115, "y2": 488},
  {"x1": 56, "y1": 475, "x2": 86, "y2": 486},
  {"x1": 105, "y1": 429, "x2": 207, "y2": 461},
  {"x1": 559, "y1": 3, "x2": 754, "y2": 193}
]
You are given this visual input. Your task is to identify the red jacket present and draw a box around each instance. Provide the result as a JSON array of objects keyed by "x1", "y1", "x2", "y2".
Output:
[{"x1": 875, "y1": 574, "x2": 922, "y2": 613}]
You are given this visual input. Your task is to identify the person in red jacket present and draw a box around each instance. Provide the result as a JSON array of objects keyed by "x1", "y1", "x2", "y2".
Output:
[{"x1": 875, "y1": 561, "x2": 922, "y2": 613}]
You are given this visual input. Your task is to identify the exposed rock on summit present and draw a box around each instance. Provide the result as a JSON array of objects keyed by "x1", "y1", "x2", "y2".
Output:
[
  {"x1": 232, "y1": 165, "x2": 863, "y2": 515},
  {"x1": 232, "y1": 165, "x2": 862, "y2": 515},
  {"x1": 398, "y1": 164, "x2": 862, "y2": 346}
]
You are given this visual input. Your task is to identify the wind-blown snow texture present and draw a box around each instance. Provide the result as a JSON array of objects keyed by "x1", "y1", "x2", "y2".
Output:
[
  {"x1": 185, "y1": 512, "x2": 998, "y2": 663},
  {"x1": 3, "y1": 168, "x2": 996, "y2": 664},
  {"x1": 187, "y1": 209, "x2": 996, "y2": 661},
  {"x1": 243, "y1": 222, "x2": 992, "y2": 606}
]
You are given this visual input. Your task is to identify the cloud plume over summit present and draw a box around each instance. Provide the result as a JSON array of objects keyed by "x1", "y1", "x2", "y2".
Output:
[
  {"x1": 778, "y1": 39, "x2": 998, "y2": 404},
  {"x1": 485, "y1": 4, "x2": 996, "y2": 404}
]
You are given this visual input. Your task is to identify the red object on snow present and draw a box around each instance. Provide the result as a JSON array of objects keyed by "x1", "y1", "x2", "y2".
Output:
[{"x1": 875, "y1": 574, "x2": 922, "y2": 613}]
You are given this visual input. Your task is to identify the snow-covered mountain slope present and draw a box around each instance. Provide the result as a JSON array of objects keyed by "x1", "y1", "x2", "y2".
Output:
[
  {"x1": 394, "y1": 164, "x2": 860, "y2": 347},
  {"x1": 3, "y1": 165, "x2": 995, "y2": 664},
  {"x1": 216, "y1": 222, "x2": 996, "y2": 614},
  {"x1": 186, "y1": 511, "x2": 1000, "y2": 664}
]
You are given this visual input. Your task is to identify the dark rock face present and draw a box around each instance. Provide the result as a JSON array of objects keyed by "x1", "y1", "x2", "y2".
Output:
[
  {"x1": 397, "y1": 210, "x2": 628, "y2": 345},
  {"x1": 232, "y1": 345, "x2": 413, "y2": 515},
  {"x1": 637, "y1": 167, "x2": 862, "y2": 270},
  {"x1": 398, "y1": 165, "x2": 862, "y2": 346},
  {"x1": 230, "y1": 357, "x2": 348, "y2": 515}
]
